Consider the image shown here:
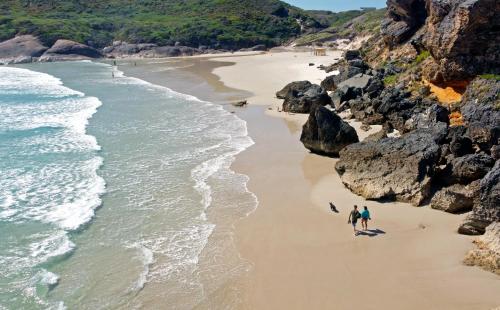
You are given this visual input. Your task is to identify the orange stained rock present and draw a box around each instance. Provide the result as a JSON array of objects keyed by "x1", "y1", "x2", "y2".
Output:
[
  {"x1": 423, "y1": 79, "x2": 464, "y2": 105},
  {"x1": 449, "y1": 111, "x2": 464, "y2": 127}
]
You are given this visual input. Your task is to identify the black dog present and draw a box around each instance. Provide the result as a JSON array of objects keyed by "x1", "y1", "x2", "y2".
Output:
[{"x1": 329, "y1": 202, "x2": 339, "y2": 213}]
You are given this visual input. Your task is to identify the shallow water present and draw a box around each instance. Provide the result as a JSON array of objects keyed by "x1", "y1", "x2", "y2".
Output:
[{"x1": 0, "y1": 61, "x2": 256, "y2": 309}]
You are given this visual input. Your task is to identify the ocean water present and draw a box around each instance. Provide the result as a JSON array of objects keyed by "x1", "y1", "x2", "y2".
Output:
[{"x1": 0, "y1": 61, "x2": 257, "y2": 309}]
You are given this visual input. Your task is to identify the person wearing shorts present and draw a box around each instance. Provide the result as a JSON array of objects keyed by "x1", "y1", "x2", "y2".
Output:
[
  {"x1": 361, "y1": 206, "x2": 371, "y2": 230},
  {"x1": 348, "y1": 205, "x2": 361, "y2": 235}
]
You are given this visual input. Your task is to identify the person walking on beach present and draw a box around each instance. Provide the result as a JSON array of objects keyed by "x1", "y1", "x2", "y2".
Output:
[
  {"x1": 361, "y1": 206, "x2": 371, "y2": 231},
  {"x1": 348, "y1": 205, "x2": 361, "y2": 235}
]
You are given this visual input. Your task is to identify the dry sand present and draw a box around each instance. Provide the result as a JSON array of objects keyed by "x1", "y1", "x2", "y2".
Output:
[{"x1": 208, "y1": 51, "x2": 500, "y2": 309}]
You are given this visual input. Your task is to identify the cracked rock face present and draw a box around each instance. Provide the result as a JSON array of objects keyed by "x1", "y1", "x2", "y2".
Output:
[
  {"x1": 382, "y1": 0, "x2": 500, "y2": 81},
  {"x1": 459, "y1": 160, "x2": 500, "y2": 235},
  {"x1": 423, "y1": 0, "x2": 500, "y2": 81},
  {"x1": 335, "y1": 126, "x2": 444, "y2": 205}
]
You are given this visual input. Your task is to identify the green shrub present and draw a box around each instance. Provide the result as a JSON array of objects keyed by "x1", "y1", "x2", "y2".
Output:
[
  {"x1": 0, "y1": 0, "x2": 312, "y2": 48},
  {"x1": 383, "y1": 74, "x2": 399, "y2": 86},
  {"x1": 479, "y1": 74, "x2": 500, "y2": 81},
  {"x1": 414, "y1": 50, "x2": 430, "y2": 64}
]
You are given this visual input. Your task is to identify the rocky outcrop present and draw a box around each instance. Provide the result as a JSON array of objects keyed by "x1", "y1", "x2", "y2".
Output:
[
  {"x1": 422, "y1": 0, "x2": 500, "y2": 81},
  {"x1": 431, "y1": 182, "x2": 479, "y2": 213},
  {"x1": 459, "y1": 160, "x2": 500, "y2": 235},
  {"x1": 282, "y1": 84, "x2": 331, "y2": 113},
  {"x1": 381, "y1": 0, "x2": 427, "y2": 47},
  {"x1": 300, "y1": 106, "x2": 359, "y2": 156},
  {"x1": 335, "y1": 126, "x2": 445, "y2": 205},
  {"x1": 450, "y1": 154, "x2": 495, "y2": 184},
  {"x1": 276, "y1": 81, "x2": 312, "y2": 99},
  {"x1": 460, "y1": 78, "x2": 500, "y2": 153},
  {"x1": 404, "y1": 104, "x2": 449, "y2": 132},
  {"x1": 154, "y1": 46, "x2": 199, "y2": 57},
  {"x1": 40, "y1": 39, "x2": 102, "y2": 61},
  {"x1": 103, "y1": 41, "x2": 157, "y2": 55},
  {"x1": 382, "y1": 0, "x2": 500, "y2": 81},
  {"x1": 0, "y1": 35, "x2": 48, "y2": 63},
  {"x1": 464, "y1": 222, "x2": 500, "y2": 275}
]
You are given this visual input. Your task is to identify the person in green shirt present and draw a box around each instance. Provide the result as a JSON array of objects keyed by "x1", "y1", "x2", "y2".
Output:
[{"x1": 361, "y1": 206, "x2": 371, "y2": 231}]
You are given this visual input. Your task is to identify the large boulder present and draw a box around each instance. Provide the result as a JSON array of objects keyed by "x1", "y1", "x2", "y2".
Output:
[
  {"x1": 0, "y1": 35, "x2": 48, "y2": 63},
  {"x1": 423, "y1": 0, "x2": 500, "y2": 81},
  {"x1": 300, "y1": 106, "x2": 359, "y2": 156},
  {"x1": 450, "y1": 154, "x2": 495, "y2": 184},
  {"x1": 430, "y1": 182, "x2": 479, "y2": 213},
  {"x1": 103, "y1": 42, "x2": 157, "y2": 55},
  {"x1": 276, "y1": 81, "x2": 312, "y2": 99},
  {"x1": 335, "y1": 127, "x2": 444, "y2": 205},
  {"x1": 331, "y1": 60, "x2": 369, "y2": 85},
  {"x1": 459, "y1": 160, "x2": 500, "y2": 235},
  {"x1": 337, "y1": 73, "x2": 373, "y2": 91},
  {"x1": 40, "y1": 39, "x2": 102, "y2": 61},
  {"x1": 460, "y1": 78, "x2": 500, "y2": 152},
  {"x1": 282, "y1": 84, "x2": 331, "y2": 113}
]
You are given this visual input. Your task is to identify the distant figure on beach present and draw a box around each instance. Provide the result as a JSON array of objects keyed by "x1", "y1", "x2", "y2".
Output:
[
  {"x1": 348, "y1": 205, "x2": 361, "y2": 235},
  {"x1": 113, "y1": 60, "x2": 116, "y2": 66},
  {"x1": 112, "y1": 72, "x2": 114, "y2": 78},
  {"x1": 361, "y1": 206, "x2": 371, "y2": 230},
  {"x1": 329, "y1": 202, "x2": 339, "y2": 213}
]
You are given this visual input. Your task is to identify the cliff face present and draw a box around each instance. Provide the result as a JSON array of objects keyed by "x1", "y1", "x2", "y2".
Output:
[{"x1": 381, "y1": 0, "x2": 500, "y2": 82}]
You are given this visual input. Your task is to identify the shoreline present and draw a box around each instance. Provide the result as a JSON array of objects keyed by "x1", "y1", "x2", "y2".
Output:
[
  {"x1": 117, "y1": 51, "x2": 500, "y2": 309},
  {"x1": 208, "y1": 52, "x2": 500, "y2": 309}
]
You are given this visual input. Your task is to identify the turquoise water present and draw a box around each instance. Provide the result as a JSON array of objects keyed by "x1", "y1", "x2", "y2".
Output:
[{"x1": 0, "y1": 61, "x2": 256, "y2": 309}]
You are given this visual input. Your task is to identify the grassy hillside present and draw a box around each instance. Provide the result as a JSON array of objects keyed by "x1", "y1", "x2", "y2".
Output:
[
  {"x1": 0, "y1": 0, "x2": 321, "y2": 49},
  {"x1": 294, "y1": 8, "x2": 386, "y2": 46}
]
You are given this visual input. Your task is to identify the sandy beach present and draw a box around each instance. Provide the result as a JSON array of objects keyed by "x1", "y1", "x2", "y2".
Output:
[
  {"x1": 207, "y1": 51, "x2": 500, "y2": 309},
  {"x1": 118, "y1": 50, "x2": 499, "y2": 309}
]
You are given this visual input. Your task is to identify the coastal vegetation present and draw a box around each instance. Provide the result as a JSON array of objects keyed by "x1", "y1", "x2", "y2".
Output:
[
  {"x1": 293, "y1": 8, "x2": 385, "y2": 46},
  {"x1": 0, "y1": 0, "x2": 322, "y2": 49}
]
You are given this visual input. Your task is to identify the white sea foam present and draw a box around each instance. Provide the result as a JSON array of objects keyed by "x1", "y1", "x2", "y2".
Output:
[
  {"x1": 0, "y1": 66, "x2": 104, "y2": 307},
  {"x1": 0, "y1": 67, "x2": 83, "y2": 97},
  {"x1": 111, "y1": 68, "x2": 257, "y2": 300}
]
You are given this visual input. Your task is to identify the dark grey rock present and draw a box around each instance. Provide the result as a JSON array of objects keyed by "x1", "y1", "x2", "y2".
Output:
[
  {"x1": 344, "y1": 50, "x2": 361, "y2": 61},
  {"x1": 451, "y1": 154, "x2": 495, "y2": 184},
  {"x1": 300, "y1": 106, "x2": 359, "y2": 156},
  {"x1": 461, "y1": 78, "x2": 500, "y2": 152},
  {"x1": 282, "y1": 84, "x2": 331, "y2": 113},
  {"x1": 336, "y1": 127, "x2": 442, "y2": 205},
  {"x1": 276, "y1": 81, "x2": 312, "y2": 99},
  {"x1": 459, "y1": 160, "x2": 500, "y2": 235},
  {"x1": 320, "y1": 75, "x2": 336, "y2": 91}
]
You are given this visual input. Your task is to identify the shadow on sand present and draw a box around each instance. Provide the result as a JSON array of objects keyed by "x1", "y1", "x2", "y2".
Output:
[{"x1": 356, "y1": 229, "x2": 386, "y2": 237}]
